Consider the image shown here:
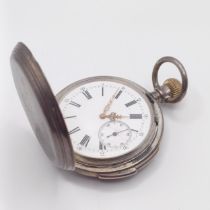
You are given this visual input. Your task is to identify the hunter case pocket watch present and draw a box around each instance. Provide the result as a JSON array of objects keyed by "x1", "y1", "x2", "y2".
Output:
[{"x1": 10, "y1": 43, "x2": 188, "y2": 180}]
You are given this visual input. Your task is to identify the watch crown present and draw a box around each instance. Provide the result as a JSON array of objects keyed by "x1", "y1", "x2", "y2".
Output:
[{"x1": 163, "y1": 78, "x2": 182, "y2": 100}]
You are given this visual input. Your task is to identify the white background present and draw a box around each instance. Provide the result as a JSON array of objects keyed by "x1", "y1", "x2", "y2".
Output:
[{"x1": 0, "y1": 0, "x2": 210, "y2": 210}]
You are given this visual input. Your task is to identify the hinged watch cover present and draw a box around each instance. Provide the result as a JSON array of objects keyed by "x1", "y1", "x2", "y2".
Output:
[{"x1": 10, "y1": 43, "x2": 75, "y2": 170}]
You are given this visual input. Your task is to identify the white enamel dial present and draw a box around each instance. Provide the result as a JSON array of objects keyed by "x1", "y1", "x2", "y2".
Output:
[{"x1": 59, "y1": 80, "x2": 152, "y2": 159}]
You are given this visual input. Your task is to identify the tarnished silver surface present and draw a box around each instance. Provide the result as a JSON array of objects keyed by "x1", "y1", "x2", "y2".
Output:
[{"x1": 10, "y1": 43, "x2": 75, "y2": 170}]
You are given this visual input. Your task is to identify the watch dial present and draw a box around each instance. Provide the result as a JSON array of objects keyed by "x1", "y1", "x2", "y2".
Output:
[{"x1": 59, "y1": 80, "x2": 152, "y2": 159}]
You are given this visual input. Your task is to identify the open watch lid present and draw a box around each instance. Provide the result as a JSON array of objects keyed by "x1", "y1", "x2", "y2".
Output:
[{"x1": 10, "y1": 43, "x2": 75, "y2": 170}]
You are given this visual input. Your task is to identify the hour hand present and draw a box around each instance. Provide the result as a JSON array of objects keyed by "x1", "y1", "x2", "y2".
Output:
[{"x1": 99, "y1": 89, "x2": 119, "y2": 119}]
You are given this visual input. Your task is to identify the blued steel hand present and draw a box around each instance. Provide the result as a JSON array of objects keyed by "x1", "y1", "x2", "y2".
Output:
[{"x1": 107, "y1": 128, "x2": 129, "y2": 138}]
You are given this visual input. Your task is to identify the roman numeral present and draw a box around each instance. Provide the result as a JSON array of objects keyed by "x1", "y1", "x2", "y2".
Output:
[
  {"x1": 131, "y1": 129, "x2": 138, "y2": 132},
  {"x1": 69, "y1": 101, "x2": 81, "y2": 107},
  {"x1": 130, "y1": 114, "x2": 142, "y2": 119},
  {"x1": 80, "y1": 135, "x2": 90, "y2": 147},
  {"x1": 99, "y1": 141, "x2": 106, "y2": 150},
  {"x1": 64, "y1": 115, "x2": 77, "y2": 119},
  {"x1": 82, "y1": 90, "x2": 92, "y2": 100},
  {"x1": 69, "y1": 127, "x2": 80, "y2": 135},
  {"x1": 102, "y1": 85, "x2": 104, "y2": 96},
  {"x1": 125, "y1": 100, "x2": 137, "y2": 107},
  {"x1": 115, "y1": 90, "x2": 123, "y2": 99}
]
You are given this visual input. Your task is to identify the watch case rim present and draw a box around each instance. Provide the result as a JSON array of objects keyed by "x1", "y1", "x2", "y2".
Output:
[{"x1": 56, "y1": 76, "x2": 163, "y2": 179}]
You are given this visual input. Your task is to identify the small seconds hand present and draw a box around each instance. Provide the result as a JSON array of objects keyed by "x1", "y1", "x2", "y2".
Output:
[{"x1": 107, "y1": 129, "x2": 129, "y2": 138}]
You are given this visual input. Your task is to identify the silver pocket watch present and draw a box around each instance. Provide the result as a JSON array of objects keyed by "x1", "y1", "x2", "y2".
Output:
[{"x1": 10, "y1": 43, "x2": 188, "y2": 180}]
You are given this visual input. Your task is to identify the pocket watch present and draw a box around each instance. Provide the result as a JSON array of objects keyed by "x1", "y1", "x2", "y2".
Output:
[{"x1": 10, "y1": 43, "x2": 188, "y2": 180}]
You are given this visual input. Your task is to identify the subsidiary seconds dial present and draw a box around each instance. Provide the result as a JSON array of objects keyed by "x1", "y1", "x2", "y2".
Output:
[
  {"x1": 60, "y1": 80, "x2": 152, "y2": 159},
  {"x1": 98, "y1": 120, "x2": 132, "y2": 155}
]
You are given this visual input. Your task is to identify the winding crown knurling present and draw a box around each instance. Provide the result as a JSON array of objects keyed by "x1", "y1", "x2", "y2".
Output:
[{"x1": 163, "y1": 78, "x2": 182, "y2": 101}]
